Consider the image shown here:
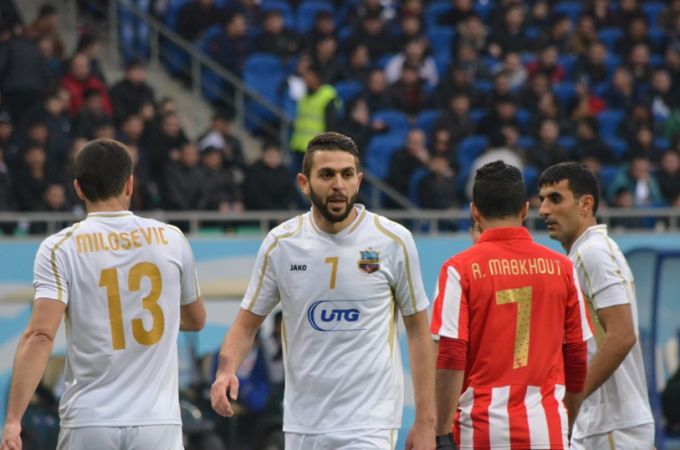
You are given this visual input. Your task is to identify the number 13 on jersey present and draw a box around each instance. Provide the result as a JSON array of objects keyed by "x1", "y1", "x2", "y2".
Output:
[{"x1": 99, "y1": 262, "x2": 165, "y2": 350}]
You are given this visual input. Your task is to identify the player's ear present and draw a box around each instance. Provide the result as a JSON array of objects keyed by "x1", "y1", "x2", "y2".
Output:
[
  {"x1": 73, "y1": 179, "x2": 87, "y2": 202},
  {"x1": 519, "y1": 201, "x2": 529, "y2": 221},
  {"x1": 579, "y1": 194, "x2": 595, "y2": 216},
  {"x1": 296, "y1": 172, "x2": 310, "y2": 196},
  {"x1": 471, "y1": 202, "x2": 482, "y2": 224},
  {"x1": 124, "y1": 174, "x2": 134, "y2": 197}
]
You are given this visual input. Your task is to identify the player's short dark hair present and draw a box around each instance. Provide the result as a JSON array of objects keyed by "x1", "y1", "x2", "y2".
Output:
[
  {"x1": 74, "y1": 139, "x2": 132, "y2": 202},
  {"x1": 302, "y1": 132, "x2": 360, "y2": 177},
  {"x1": 538, "y1": 162, "x2": 601, "y2": 214},
  {"x1": 473, "y1": 160, "x2": 526, "y2": 219}
]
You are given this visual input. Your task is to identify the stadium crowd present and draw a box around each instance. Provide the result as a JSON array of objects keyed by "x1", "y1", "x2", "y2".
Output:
[{"x1": 3, "y1": 0, "x2": 680, "y2": 234}]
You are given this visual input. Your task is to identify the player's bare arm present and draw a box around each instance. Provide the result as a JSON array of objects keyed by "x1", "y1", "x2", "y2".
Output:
[
  {"x1": 179, "y1": 296, "x2": 206, "y2": 331},
  {"x1": 403, "y1": 310, "x2": 436, "y2": 450},
  {"x1": 210, "y1": 308, "x2": 266, "y2": 417},
  {"x1": 434, "y1": 368, "x2": 464, "y2": 437},
  {"x1": 1, "y1": 299, "x2": 65, "y2": 450},
  {"x1": 585, "y1": 303, "x2": 636, "y2": 397}
]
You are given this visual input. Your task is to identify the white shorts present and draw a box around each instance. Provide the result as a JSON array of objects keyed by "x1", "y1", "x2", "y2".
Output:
[
  {"x1": 285, "y1": 428, "x2": 397, "y2": 450},
  {"x1": 57, "y1": 425, "x2": 183, "y2": 450},
  {"x1": 570, "y1": 422, "x2": 654, "y2": 450}
]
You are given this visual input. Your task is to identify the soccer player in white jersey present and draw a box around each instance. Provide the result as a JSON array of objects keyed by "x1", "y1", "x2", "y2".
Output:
[
  {"x1": 210, "y1": 132, "x2": 436, "y2": 450},
  {"x1": 0, "y1": 139, "x2": 206, "y2": 450},
  {"x1": 538, "y1": 162, "x2": 655, "y2": 449}
]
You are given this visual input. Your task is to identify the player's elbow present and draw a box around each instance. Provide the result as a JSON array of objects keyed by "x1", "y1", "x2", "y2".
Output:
[
  {"x1": 618, "y1": 327, "x2": 637, "y2": 353},
  {"x1": 24, "y1": 328, "x2": 56, "y2": 346},
  {"x1": 181, "y1": 313, "x2": 206, "y2": 332}
]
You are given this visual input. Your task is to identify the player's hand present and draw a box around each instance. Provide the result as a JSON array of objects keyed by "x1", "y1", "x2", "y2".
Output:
[
  {"x1": 405, "y1": 421, "x2": 435, "y2": 450},
  {"x1": 435, "y1": 433, "x2": 458, "y2": 450},
  {"x1": 210, "y1": 373, "x2": 239, "y2": 417},
  {"x1": 1, "y1": 422, "x2": 22, "y2": 450}
]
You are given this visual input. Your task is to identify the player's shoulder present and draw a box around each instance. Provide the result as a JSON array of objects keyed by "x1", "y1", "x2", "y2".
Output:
[
  {"x1": 38, "y1": 221, "x2": 83, "y2": 253},
  {"x1": 267, "y1": 214, "x2": 305, "y2": 241},
  {"x1": 369, "y1": 211, "x2": 414, "y2": 242}
]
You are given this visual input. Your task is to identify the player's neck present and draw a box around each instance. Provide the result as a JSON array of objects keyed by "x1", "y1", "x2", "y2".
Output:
[
  {"x1": 85, "y1": 196, "x2": 131, "y2": 214},
  {"x1": 312, "y1": 206, "x2": 358, "y2": 234},
  {"x1": 564, "y1": 216, "x2": 598, "y2": 252},
  {"x1": 480, "y1": 217, "x2": 523, "y2": 230}
]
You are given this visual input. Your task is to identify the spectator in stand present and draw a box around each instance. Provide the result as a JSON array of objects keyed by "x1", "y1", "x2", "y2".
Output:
[
  {"x1": 628, "y1": 125, "x2": 662, "y2": 163},
  {"x1": 76, "y1": 89, "x2": 111, "y2": 139},
  {"x1": 347, "y1": 0, "x2": 387, "y2": 27},
  {"x1": 647, "y1": 69, "x2": 677, "y2": 121},
  {"x1": 0, "y1": 111, "x2": 19, "y2": 169},
  {"x1": 24, "y1": 3, "x2": 64, "y2": 60},
  {"x1": 666, "y1": 43, "x2": 680, "y2": 88},
  {"x1": 387, "y1": 63, "x2": 429, "y2": 116},
  {"x1": 253, "y1": 9, "x2": 299, "y2": 60},
  {"x1": 661, "y1": 0, "x2": 680, "y2": 32},
  {"x1": 454, "y1": 14, "x2": 490, "y2": 56},
  {"x1": 586, "y1": 0, "x2": 619, "y2": 28},
  {"x1": 344, "y1": 10, "x2": 394, "y2": 60},
  {"x1": 568, "y1": 80, "x2": 606, "y2": 122},
  {"x1": 430, "y1": 128, "x2": 458, "y2": 167},
  {"x1": 393, "y1": 13, "x2": 424, "y2": 43},
  {"x1": 91, "y1": 117, "x2": 115, "y2": 140},
  {"x1": 148, "y1": 112, "x2": 189, "y2": 184},
  {"x1": 20, "y1": 90, "x2": 72, "y2": 163},
  {"x1": 127, "y1": 143, "x2": 156, "y2": 211},
  {"x1": 574, "y1": 41, "x2": 610, "y2": 86},
  {"x1": 608, "y1": 155, "x2": 666, "y2": 207},
  {"x1": 437, "y1": 0, "x2": 474, "y2": 27},
  {"x1": 38, "y1": 34, "x2": 63, "y2": 80},
  {"x1": 243, "y1": 142, "x2": 295, "y2": 210},
  {"x1": 455, "y1": 43, "x2": 490, "y2": 82},
  {"x1": 434, "y1": 64, "x2": 483, "y2": 109},
  {"x1": 530, "y1": 118, "x2": 569, "y2": 171},
  {"x1": 110, "y1": 59, "x2": 156, "y2": 126},
  {"x1": 433, "y1": 92, "x2": 475, "y2": 144},
  {"x1": 626, "y1": 43, "x2": 653, "y2": 92},
  {"x1": 207, "y1": 11, "x2": 249, "y2": 77},
  {"x1": 335, "y1": 97, "x2": 384, "y2": 156},
  {"x1": 619, "y1": 102, "x2": 655, "y2": 143},
  {"x1": 289, "y1": 66, "x2": 339, "y2": 169},
  {"x1": 60, "y1": 53, "x2": 112, "y2": 118},
  {"x1": 20, "y1": 119, "x2": 67, "y2": 166},
  {"x1": 485, "y1": 72, "x2": 519, "y2": 109},
  {"x1": 610, "y1": 187, "x2": 648, "y2": 229},
  {"x1": 116, "y1": 114, "x2": 147, "y2": 153},
  {"x1": 657, "y1": 150, "x2": 680, "y2": 205},
  {"x1": 198, "y1": 110, "x2": 245, "y2": 172},
  {"x1": 0, "y1": 0, "x2": 23, "y2": 37},
  {"x1": 163, "y1": 141, "x2": 206, "y2": 212},
  {"x1": 13, "y1": 143, "x2": 60, "y2": 212},
  {"x1": 520, "y1": 73, "x2": 550, "y2": 111},
  {"x1": 339, "y1": 44, "x2": 371, "y2": 83},
  {"x1": 527, "y1": 0, "x2": 550, "y2": 28},
  {"x1": 176, "y1": 0, "x2": 225, "y2": 42},
  {"x1": 74, "y1": 33, "x2": 105, "y2": 83},
  {"x1": 542, "y1": 14, "x2": 572, "y2": 53},
  {"x1": 224, "y1": 0, "x2": 261, "y2": 28},
  {"x1": 573, "y1": 117, "x2": 615, "y2": 165},
  {"x1": 478, "y1": 98, "x2": 520, "y2": 138},
  {"x1": 492, "y1": 51, "x2": 527, "y2": 90},
  {"x1": 199, "y1": 145, "x2": 243, "y2": 214},
  {"x1": 568, "y1": 14, "x2": 599, "y2": 56},
  {"x1": 386, "y1": 128, "x2": 430, "y2": 207},
  {"x1": 311, "y1": 36, "x2": 343, "y2": 84},
  {"x1": 605, "y1": 67, "x2": 638, "y2": 111},
  {"x1": 619, "y1": 0, "x2": 645, "y2": 28},
  {"x1": 418, "y1": 155, "x2": 459, "y2": 213},
  {"x1": 527, "y1": 45, "x2": 566, "y2": 84},
  {"x1": 0, "y1": 28, "x2": 52, "y2": 123},
  {"x1": 305, "y1": 11, "x2": 335, "y2": 52},
  {"x1": 0, "y1": 145, "x2": 14, "y2": 233},
  {"x1": 385, "y1": 36, "x2": 438, "y2": 88},
  {"x1": 488, "y1": 4, "x2": 531, "y2": 58},
  {"x1": 30, "y1": 182, "x2": 72, "y2": 234},
  {"x1": 465, "y1": 131, "x2": 524, "y2": 200}
]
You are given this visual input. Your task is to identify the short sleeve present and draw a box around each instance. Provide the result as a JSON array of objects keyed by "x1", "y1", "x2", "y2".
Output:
[
  {"x1": 241, "y1": 233, "x2": 280, "y2": 316},
  {"x1": 564, "y1": 264, "x2": 594, "y2": 344},
  {"x1": 391, "y1": 228, "x2": 429, "y2": 316},
  {"x1": 575, "y1": 246, "x2": 629, "y2": 309},
  {"x1": 430, "y1": 262, "x2": 468, "y2": 342},
  {"x1": 176, "y1": 229, "x2": 201, "y2": 306},
  {"x1": 33, "y1": 238, "x2": 69, "y2": 303}
]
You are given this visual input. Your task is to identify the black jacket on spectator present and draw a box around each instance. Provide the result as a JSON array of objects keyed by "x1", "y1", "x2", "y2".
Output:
[
  {"x1": 162, "y1": 161, "x2": 205, "y2": 210},
  {"x1": 110, "y1": 79, "x2": 156, "y2": 125},
  {"x1": 200, "y1": 166, "x2": 241, "y2": 209},
  {"x1": 243, "y1": 160, "x2": 294, "y2": 210},
  {"x1": 176, "y1": 2, "x2": 224, "y2": 41},
  {"x1": 385, "y1": 149, "x2": 427, "y2": 207},
  {"x1": 573, "y1": 137, "x2": 616, "y2": 165},
  {"x1": 253, "y1": 29, "x2": 299, "y2": 59},
  {"x1": 418, "y1": 172, "x2": 458, "y2": 209},
  {"x1": 528, "y1": 142, "x2": 570, "y2": 172}
]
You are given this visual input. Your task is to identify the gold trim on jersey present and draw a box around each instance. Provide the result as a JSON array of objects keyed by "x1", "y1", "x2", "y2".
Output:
[
  {"x1": 50, "y1": 223, "x2": 81, "y2": 302},
  {"x1": 167, "y1": 225, "x2": 201, "y2": 298},
  {"x1": 607, "y1": 431, "x2": 616, "y2": 450},
  {"x1": 390, "y1": 429, "x2": 395, "y2": 450},
  {"x1": 574, "y1": 252, "x2": 594, "y2": 299},
  {"x1": 575, "y1": 252, "x2": 606, "y2": 345},
  {"x1": 347, "y1": 208, "x2": 367, "y2": 234},
  {"x1": 388, "y1": 291, "x2": 397, "y2": 359},
  {"x1": 603, "y1": 236, "x2": 634, "y2": 306},
  {"x1": 246, "y1": 216, "x2": 304, "y2": 311},
  {"x1": 373, "y1": 216, "x2": 417, "y2": 312},
  {"x1": 281, "y1": 317, "x2": 288, "y2": 355}
]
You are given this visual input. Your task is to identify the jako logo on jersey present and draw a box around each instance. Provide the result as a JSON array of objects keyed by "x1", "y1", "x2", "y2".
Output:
[
  {"x1": 358, "y1": 248, "x2": 380, "y2": 274},
  {"x1": 290, "y1": 264, "x2": 307, "y2": 271},
  {"x1": 307, "y1": 300, "x2": 366, "y2": 332}
]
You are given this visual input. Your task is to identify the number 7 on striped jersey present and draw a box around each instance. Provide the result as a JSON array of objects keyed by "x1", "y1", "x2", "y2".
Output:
[{"x1": 496, "y1": 286, "x2": 532, "y2": 369}]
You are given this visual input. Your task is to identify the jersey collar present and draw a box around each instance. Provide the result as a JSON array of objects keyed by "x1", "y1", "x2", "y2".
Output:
[
  {"x1": 569, "y1": 224, "x2": 608, "y2": 256},
  {"x1": 478, "y1": 226, "x2": 532, "y2": 243},
  {"x1": 86, "y1": 211, "x2": 133, "y2": 219},
  {"x1": 309, "y1": 204, "x2": 366, "y2": 238}
]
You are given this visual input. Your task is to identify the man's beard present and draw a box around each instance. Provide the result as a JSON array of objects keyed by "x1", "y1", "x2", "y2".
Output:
[{"x1": 309, "y1": 186, "x2": 357, "y2": 224}]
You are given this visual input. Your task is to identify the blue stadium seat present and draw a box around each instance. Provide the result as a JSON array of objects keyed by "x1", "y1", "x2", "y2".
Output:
[
  {"x1": 654, "y1": 137, "x2": 671, "y2": 150},
  {"x1": 408, "y1": 167, "x2": 430, "y2": 203},
  {"x1": 598, "y1": 109, "x2": 625, "y2": 137},
  {"x1": 415, "y1": 109, "x2": 440, "y2": 136},
  {"x1": 243, "y1": 53, "x2": 286, "y2": 132},
  {"x1": 599, "y1": 164, "x2": 619, "y2": 187},
  {"x1": 161, "y1": 0, "x2": 192, "y2": 76},
  {"x1": 260, "y1": 0, "x2": 295, "y2": 28},
  {"x1": 297, "y1": 1, "x2": 335, "y2": 34},
  {"x1": 552, "y1": 82, "x2": 577, "y2": 105},
  {"x1": 598, "y1": 28, "x2": 623, "y2": 50},
  {"x1": 604, "y1": 136, "x2": 628, "y2": 159},
  {"x1": 516, "y1": 109, "x2": 534, "y2": 132},
  {"x1": 470, "y1": 109, "x2": 486, "y2": 124},
  {"x1": 333, "y1": 80, "x2": 363, "y2": 104},
  {"x1": 427, "y1": 27, "x2": 455, "y2": 59},
  {"x1": 558, "y1": 54, "x2": 577, "y2": 79},
  {"x1": 425, "y1": 1, "x2": 453, "y2": 28},
  {"x1": 372, "y1": 109, "x2": 411, "y2": 131},
  {"x1": 604, "y1": 54, "x2": 621, "y2": 75},
  {"x1": 523, "y1": 166, "x2": 539, "y2": 193},
  {"x1": 198, "y1": 26, "x2": 225, "y2": 103},
  {"x1": 649, "y1": 28, "x2": 667, "y2": 53},
  {"x1": 518, "y1": 136, "x2": 535, "y2": 149},
  {"x1": 642, "y1": 2, "x2": 665, "y2": 27},
  {"x1": 525, "y1": 26, "x2": 542, "y2": 41},
  {"x1": 457, "y1": 135, "x2": 488, "y2": 170},
  {"x1": 376, "y1": 53, "x2": 396, "y2": 70},
  {"x1": 474, "y1": 80, "x2": 493, "y2": 94},
  {"x1": 557, "y1": 136, "x2": 576, "y2": 151},
  {"x1": 553, "y1": 2, "x2": 583, "y2": 22},
  {"x1": 365, "y1": 132, "x2": 409, "y2": 179},
  {"x1": 473, "y1": 1, "x2": 493, "y2": 19},
  {"x1": 433, "y1": 53, "x2": 452, "y2": 77}
]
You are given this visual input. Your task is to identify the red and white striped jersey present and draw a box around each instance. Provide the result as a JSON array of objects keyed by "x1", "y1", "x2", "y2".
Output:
[{"x1": 431, "y1": 227, "x2": 593, "y2": 449}]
